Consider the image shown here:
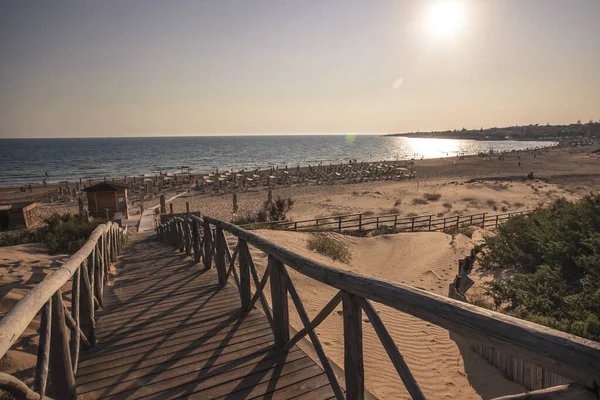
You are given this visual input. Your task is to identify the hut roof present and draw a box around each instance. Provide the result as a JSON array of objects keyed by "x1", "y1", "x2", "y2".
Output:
[
  {"x1": 83, "y1": 182, "x2": 128, "y2": 193},
  {"x1": 0, "y1": 201, "x2": 37, "y2": 211}
]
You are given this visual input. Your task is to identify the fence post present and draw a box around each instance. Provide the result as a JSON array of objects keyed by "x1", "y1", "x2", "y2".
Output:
[
  {"x1": 79, "y1": 259, "x2": 96, "y2": 346},
  {"x1": 338, "y1": 216, "x2": 342, "y2": 232},
  {"x1": 238, "y1": 239, "x2": 251, "y2": 310},
  {"x1": 268, "y1": 256, "x2": 289, "y2": 348},
  {"x1": 376, "y1": 217, "x2": 379, "y2": 229},
  {"x1": 358, "y1": 214, "x2": 362, "y2": 232},
  {"x1": 443, "y1": 218, "x2": 447, "y2": 231},
  {"x1": 215, "y1": 228, "x2": 227, "y2": 286},
  {"x1": 192, "y1": 219, "x2": 201, "y2": 263},
  {"x1": 343, "y1": 291, "x2": 364, "y2": 399},
  {"x1": 482, "y1": 213, "x2": 486, "y2": 228},
  {"x1": 496, "y1": 214, "x2": 499, "y2": 228},
  {"x1": 411, "y1": 217, "x2": 415, "y2": 232},
  {"x1": 394, "y1": 215, "x2": 398, "y2": 229},
  {"x1": 49, "y1": 289, "x2": 77, "y2": 399},
  {"x1": 203, "y1": 222, "x2": 213, "y2": 269},
  {"x1": 428, "y1": 215, "x2": 432, "y2": 231},
  {"x1": 294, "y1": 222, "x2": 298, "y2": 231},
  {"x1": 470, "y1": 215, "x2": 473, "y2": 225},
  {"x1": 456, "y1": 216, "x2": 460, "y2": 228}
]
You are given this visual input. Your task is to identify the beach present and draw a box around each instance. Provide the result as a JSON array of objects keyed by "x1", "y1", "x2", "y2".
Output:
[{"x1": 1, "y1": 141, "x2": 599, "y2": 398}]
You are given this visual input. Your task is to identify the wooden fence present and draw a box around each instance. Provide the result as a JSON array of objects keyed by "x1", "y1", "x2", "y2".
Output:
[
  {"x1": 240, "y1": 210, "x2": 533, "y2": 233},
  {"x1": 0, "y1": 222, "x2": 125, "y2": 399},
  {"x1": 448, "y1": 248, "x2": 571, "y2": 392},
  {"x1": 157, "y1": 215, "x2": 600, "y2": 400}
]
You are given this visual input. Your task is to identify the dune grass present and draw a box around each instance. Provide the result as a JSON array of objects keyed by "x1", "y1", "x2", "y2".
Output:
[{"x1": 307, "y1": 234, "x2": 351, "y2": 263}]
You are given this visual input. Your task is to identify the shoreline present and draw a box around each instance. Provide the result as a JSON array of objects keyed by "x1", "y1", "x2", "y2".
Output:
[{"x1": 0, "y1": 140, "x2": 560, "y2": 190}]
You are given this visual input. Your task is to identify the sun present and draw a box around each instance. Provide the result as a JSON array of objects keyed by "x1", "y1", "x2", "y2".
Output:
[{"x1": 426, "y1": 1, "x2": 466, "y2": 38}]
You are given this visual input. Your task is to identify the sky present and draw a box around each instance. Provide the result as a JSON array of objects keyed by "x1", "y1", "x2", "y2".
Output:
[{"x1": 1, "y1": 0, "x2": 599, "y2": 138}]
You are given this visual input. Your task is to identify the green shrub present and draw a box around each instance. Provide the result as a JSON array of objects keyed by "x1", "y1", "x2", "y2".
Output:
[
  {"x1": 481, "y1": 194, "x2": 600, "y2": 340},
  {"x1": 307, "y1": 234, "x2": 352, "y2": 263},
  {"x1": 0, "y1": 228, "x2": 45, "y2": 247},
  {"x1": 42, "y1": 213, "x2": 102, "y2": 254}
]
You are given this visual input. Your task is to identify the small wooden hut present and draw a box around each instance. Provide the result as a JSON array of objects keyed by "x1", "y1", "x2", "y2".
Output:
[
  {"x1": 0, "y1": 202, "x2": 40, "y2": 231},
  {"x1": 83, "y1": 182, "x2": 129, "y2": 220}
]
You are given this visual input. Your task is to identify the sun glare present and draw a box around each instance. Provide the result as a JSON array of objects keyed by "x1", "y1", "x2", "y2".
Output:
[{"x1": 426, "y1": 1, "x2": 466, "y2": 38}]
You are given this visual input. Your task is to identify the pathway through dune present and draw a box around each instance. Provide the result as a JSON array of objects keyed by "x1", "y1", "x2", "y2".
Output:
[{"x1": 231, "y1": 230, "x2": 526, "y2": 399}]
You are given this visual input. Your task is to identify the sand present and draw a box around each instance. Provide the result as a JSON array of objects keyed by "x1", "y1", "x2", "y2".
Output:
[{"x1": 0, "y1": 244, "x2": 70, "y2": 376}]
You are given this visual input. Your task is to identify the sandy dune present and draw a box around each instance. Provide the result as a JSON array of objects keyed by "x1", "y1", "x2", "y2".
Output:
[
  {"x1": 0, "y1": 245, "x2": 70, "y2": 377},
  {"x1": 226, "y1": 229, "x2": 526, "y2": 399}
]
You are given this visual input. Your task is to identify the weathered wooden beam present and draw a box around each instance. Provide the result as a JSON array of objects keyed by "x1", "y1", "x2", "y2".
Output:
[
  {"x1": 492, "y1": 383, "x2": 596, "y2": 400},
  {"x1": 201, "y1": 216, "x2": 600, "y2": 389},
  {"x1": 283, "y1": 290, "x2": 342, "y2": 352},
  {"x1": 203, "y1": 222, "x2": 212, "y2": 269},
  {"x1": 49, "y1": 289, "x2": 76, "y2": 399},
  {"x1": 359, "y1": 297, "x2": 424, "y2": 400},
  {"x1": 268, "y1": 256, "x2": 289, "y2": 348},
  {"x1": 79, "y1": 260, "x2": 96, "y2": 346},
  {"x1": 192, "y1": 218, "x2": 201, "y2": 263},
  {"x1": 246, "y1": 250, "x2": 274, "y2": 329},
  {"x1": 0, "y1": 372, "x2": 43, "y2": 400},
  {"x1": 215, "y1": 228, "x2": 228, "y2": 286},
  {"x1": 248, "y1": 267, "x2": 271, "y2": 311},
  {"x1": 279, "y1": 265, "x2": 344, "y2": 399},
  {"x1": 69, "y1": 268, "x2": 80, "y2": 374},
  {"x1": 343, "y1": 291, "x2": 364, "y2": 400},
  {"x1": 237, "y1": 240, "x2": 251, "y2": 310},
  {"x1": 34, "y1": 298, "x2": 51, "y2": 397}
]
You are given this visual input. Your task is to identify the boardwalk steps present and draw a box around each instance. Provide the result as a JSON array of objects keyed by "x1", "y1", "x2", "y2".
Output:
[{"x1": 76, "y1": 234, "x2": 336, "y2": 399}]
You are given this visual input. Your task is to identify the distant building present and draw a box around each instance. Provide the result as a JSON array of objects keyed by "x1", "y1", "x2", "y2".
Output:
[
  {"x1": 83, "y1": 182, "x2": 129, "y2": 220},
  {"x1": 0, "y1": 201, "x2": 40, "y2": 231}
]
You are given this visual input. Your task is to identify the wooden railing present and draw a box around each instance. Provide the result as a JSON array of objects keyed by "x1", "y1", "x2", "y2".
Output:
[
  {"x1": 240, "y1": 210, "x2": 533, "y2": 233},
  {"x1": 158, "y1": 215, "x2": 600, "y2": 400},
  {"x1": 0, "y1": 222, "x2": 125, "y2": 399}
]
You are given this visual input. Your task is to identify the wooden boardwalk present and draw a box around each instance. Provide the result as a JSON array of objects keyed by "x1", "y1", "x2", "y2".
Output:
[{"x1": 76, "y1": 233, "x2": 335, "y2": 399}]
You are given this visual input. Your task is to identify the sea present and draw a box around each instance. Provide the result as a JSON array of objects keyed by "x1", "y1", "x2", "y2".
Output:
[{"x1": 0, "y1": 135, "x2": 556, "y2": 187}]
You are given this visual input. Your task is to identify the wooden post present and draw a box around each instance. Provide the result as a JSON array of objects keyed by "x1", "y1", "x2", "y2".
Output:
[
  {"x1": 169, "y1": 203, "x2": 174, "y2": 215},
  {"x1": 456, "y1": 216, "x2": 460, "y2": 228},
  {"x1": 79, "y1": 259, "x2": 96, "y2": 345},
  {"x1": 238, "y1": 239, "x2": 251, "y2": 310},
  {"x1": 177, "y1": 220, "x2": 184, "y2": 252},
  {"x1": 411, "y1": 217, "x2": 415, "y2": 232},
  {"x1": 428, "y1": 215, "x2": 432, "y2": 231},
  {"x1": 394, "y1": 215, "x2": 398, "y2": 229},
  {"x1": 338, "y1": 216, "x2": 342, "y2": 232},
  {"x1": 358, "y1": 214, "x2": 362, "y2": 232},
  {"x1": 186, "y1": 201, "x2": 190, "y2": 216},
  {"x1": 203, "y1": 222, "x2": 213, "y2": 269},
  {"x1": 496, "y1": 214, "x2": 500, "y2": 228},
  {"x1": 35, "y1": 298, "x2": 51, "y2": 397},
  {"x1": 268, "y1": 256, "x2": 289, "y2": 348},
  {"x1": 443, "y1": 218, "x2": 447, "y2": 231},
  {"x1": 49, "y1": 289, "x2": 76, "y2": 399},
  {"x1": 94, "y1": 238, "x2": 104, "y2": 307},
  {"x1": 160, "y1": 194, "x2": 166, "y2": 214},
  {"x1": 343, "y1": 291, "x2": 364, "y2": 400},
  {"x1": 192, "y1": 219, "x2": 201, "y2": 263},
  {"x1": 69, "y1": 268, "x2": 80, "y2": 374},
  {"x1": 482, "y1": 213, "x2": 486, "y2": 228},
  {"x1": 376, "y1": 217, "x2": 379, "y2": 229},
  {"x1": 215, "y1": 228, "x2": 228, "y2": 286}
]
